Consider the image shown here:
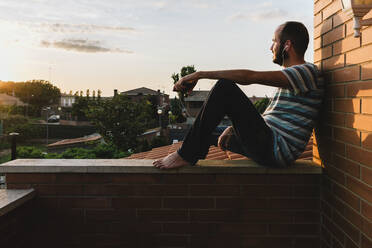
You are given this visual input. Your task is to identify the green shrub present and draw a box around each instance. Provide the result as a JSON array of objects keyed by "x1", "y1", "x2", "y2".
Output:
[
  {"x1": 17, "y1": 146, "x2": 45, "y2": 158},
  {"x1": 92, "y1": 143, "x2": 130, "y2": 158},
  {"x1": 44, "y1": 153, "x2": 61, "y2": 159},
  {"x1": 15, "y1": 143, "x2": 130, "y2": 159},
  {"x1": 60, "y1": 148, "x2": 96, "y2": 159}
]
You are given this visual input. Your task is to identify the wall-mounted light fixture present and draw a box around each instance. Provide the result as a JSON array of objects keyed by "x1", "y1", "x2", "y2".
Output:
[{"x1": 341, "y1": 0, "x2": 372, "y2": 37}]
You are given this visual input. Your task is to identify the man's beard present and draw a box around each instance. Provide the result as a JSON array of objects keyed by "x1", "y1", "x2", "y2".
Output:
[{"x1": 273, "y1": 43, "x2": 288, "y2": 66}]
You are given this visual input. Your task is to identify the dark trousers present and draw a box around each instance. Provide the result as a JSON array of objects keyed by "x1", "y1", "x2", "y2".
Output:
[{"x1": 178, "y1": 79, "x2": 277, "y2": 167}]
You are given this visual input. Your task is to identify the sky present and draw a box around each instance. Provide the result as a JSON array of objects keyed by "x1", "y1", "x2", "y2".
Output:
[{"x1": 0, "y1": 0, "x2": 314, "y2": 97}]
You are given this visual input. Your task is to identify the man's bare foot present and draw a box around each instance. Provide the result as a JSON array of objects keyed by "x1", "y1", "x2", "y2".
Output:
[{"x1": 153, "y1": 151, "x2": 191, "y2": 169}]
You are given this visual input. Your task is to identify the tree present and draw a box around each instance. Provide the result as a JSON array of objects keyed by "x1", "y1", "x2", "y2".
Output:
[
  {"x1": 85, "y1": 95, "x2": 155, "y2": 151},
  {"x1": 71, "y1": 96, "x2": 92, "y2": 121},
  {"x1": 0, "y1": 80, "x2": 61, "y2": 114},
  {"x1": 172, "y1": 65, "x2": 196, "y2": 103},
  {"x1": 170, "y1": 97, "x2": 186, "y2": 123}
]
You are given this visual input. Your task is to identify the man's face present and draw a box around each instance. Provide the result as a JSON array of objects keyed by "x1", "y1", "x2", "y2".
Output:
[{"x1": 271, "y1": 27, "x2": 285, "y2": 66}]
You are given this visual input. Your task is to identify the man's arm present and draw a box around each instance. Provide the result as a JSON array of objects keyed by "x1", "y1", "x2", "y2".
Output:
[
  {"x1": 174, "y1": 69, "x2": 291, "y2": 93},
  {"x1": 199, "y1": 70, "x2": 290, "y2": 88}
]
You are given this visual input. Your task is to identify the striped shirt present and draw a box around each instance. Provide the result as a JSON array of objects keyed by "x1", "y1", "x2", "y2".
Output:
[{"x1": 262, "y1": 63, "x2": 324, "y2": 166}]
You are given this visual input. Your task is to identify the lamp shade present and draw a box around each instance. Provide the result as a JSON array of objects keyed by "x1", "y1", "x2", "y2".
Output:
[
  {"x1": 341, "y1": 0, "x2": 372, "y2": 37},
  {"x1": 341, "y1": 0, "x2": 352, "y2": 10},
  {"x1": 342, "y1": 0, "x2": 372, "y2": 17}
]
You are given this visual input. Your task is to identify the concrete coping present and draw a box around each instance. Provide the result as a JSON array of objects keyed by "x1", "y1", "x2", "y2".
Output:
[
  {"x1": 0, "y1": 189, "x2": 36, "y2": 217},
  {"x1": 0, "y1": 159, "x2": 322, "y2": 174}
]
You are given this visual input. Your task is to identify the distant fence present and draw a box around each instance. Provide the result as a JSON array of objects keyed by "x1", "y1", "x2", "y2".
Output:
[{"x1": 33, "y1": 124, "x2": 97, "y2": 139}]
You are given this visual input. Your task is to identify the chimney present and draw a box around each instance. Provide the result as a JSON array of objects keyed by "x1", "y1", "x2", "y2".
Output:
[{"x1": 114, "y1": 89, "x2": 118, "y2": 97}]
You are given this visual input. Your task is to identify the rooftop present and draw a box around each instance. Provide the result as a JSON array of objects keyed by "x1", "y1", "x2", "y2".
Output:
[
  {"x1": 126, "y1": 138, "x2": 313, "y2": 161},
  {"x1": 121, "y1": 87, "x2": 166, "y2": 96},
  {"x1": 47, "y1": 133, "x2": 102, "y2": 148}
]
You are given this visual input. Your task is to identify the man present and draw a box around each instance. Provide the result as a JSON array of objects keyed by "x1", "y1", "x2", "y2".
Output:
[{"x1": 153, "y1": 21, "x2": 324, "y2": 169}]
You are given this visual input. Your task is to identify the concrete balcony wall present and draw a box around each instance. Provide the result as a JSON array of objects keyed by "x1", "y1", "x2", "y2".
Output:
[
  {"x1": 314, "y1": 0, "x2": 372, "y2": 247},
  {"x1": 1, "y1": 159, "x2": 321, "y2": 248}
]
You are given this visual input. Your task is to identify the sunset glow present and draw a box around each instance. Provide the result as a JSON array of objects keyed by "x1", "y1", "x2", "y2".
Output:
[{"x1": 0, "y1": 0, "x2": 314, "y2": 97}]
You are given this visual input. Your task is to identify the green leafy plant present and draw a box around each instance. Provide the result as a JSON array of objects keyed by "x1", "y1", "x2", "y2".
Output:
[
  {"x1": 59, "y1": 148, "x2": 96, "y2": 159},
  {"x1": 17, "y1": 146, "x2": 45, "y2": 158},
  {"x1": 254, "y1": 97, "x2": 270, "y2": 114}
]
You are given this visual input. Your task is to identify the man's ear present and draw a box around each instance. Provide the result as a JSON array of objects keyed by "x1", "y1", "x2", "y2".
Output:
[{"x1": 284, "y1": 40, "x2": 292, "y2": 52}]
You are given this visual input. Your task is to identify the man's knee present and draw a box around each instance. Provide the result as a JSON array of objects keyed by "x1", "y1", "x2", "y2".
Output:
[{"x1": 214, "y1": 79, "x2": 236, "y2": 90}]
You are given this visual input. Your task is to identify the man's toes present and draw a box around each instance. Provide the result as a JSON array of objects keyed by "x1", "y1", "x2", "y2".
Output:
[{"x1": 153, "y1": 160, "x2": 162, "y2": 167}]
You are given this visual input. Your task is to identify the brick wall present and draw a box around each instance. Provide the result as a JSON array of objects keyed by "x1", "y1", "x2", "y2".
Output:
[
  {"x1": 313, "y1": 0, "x2": 372, "y2": 247},
  {"x1": 6, "y1": 173, "x2": 320, "y2": 248}
]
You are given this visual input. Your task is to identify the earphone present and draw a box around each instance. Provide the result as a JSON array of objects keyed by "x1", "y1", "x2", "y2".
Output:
[
  {"x1": 281, "y1": 45, "x2": 289, "y2": 56},
  {"x1": 281, "y1": 44, "x2": 289, "y2": 65}
]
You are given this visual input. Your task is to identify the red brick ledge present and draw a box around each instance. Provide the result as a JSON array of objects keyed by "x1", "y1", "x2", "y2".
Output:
[
  {"x1": 0, "y1": 159, "x2": 322, "y2": 174},
  {"x1": 0, "y1": 188, "x2": 35, "y2": 216}
]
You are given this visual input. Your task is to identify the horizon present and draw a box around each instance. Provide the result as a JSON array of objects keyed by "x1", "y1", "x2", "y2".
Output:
[{"x1": 0, "y1": 0, "x2": 314, "y2": 98}]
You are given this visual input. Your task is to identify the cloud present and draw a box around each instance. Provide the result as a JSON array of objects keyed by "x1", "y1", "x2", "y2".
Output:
[
  {"x1": 229, "y1": 8, "x2": 288, "y2": 22},
  {"x1": 189, "y1": 0, "x2": 211, "y2": 9},
  {"x1": 30, "y1": 22, "x2": 136, "y2": 34},
  {"x1": 150, "y1": 1, "x2": 167, "y2": 9},
  {"x1": 40, "y1": 39, "x2": 133, "y2": 53},
  {"x1": 250, "y1": 9, "x2": 288, "y2": 21}
]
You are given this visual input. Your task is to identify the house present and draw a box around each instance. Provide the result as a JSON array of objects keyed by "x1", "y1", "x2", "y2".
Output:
[
  {"x1": 121, "y1": 87, "x2": 169, "y2": 107},
  {"x1": 184, "y1": 90, "x2": 209, "y2": 118},
  {"x1": 59, "y1": 93, "x2": 75, "y2": 108},
  {"x1": 183, "y1": 90, "x2": 267, "y2": 126},
  {"x1": 0, "y1": 93, "x2": 27, "y2": 106},
  {"x1": 184, "y1": 91, "x2": 270, "y2": 119}
]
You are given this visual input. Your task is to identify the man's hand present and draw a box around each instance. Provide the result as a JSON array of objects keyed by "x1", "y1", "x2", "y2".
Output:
[
  {"x1": 218, "y1": 126, "x2": 234, "y2": 151},
  {"x1": 173, "y1": 72, "x2": 201, "y2": 94}
]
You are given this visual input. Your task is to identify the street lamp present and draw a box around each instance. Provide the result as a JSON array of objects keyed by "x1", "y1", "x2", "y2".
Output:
[
  {"x1": 341, "y1": 0, "x2": 372, "y2": 37},
  {"x1": 43, "y1": 107, "x2": 51, "y2": 145},
  {"x1": 157, "y1": 108, "x2": 163, "y2": 128},
  {"x1": 58, "y1": 106, "x2": 62, "y2": 121},
  {"x1": 168, "y1": 110, "x2": 172, "y2": 126}
]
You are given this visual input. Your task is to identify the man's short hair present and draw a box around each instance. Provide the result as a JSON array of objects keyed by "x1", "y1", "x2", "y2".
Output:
[{"x1": 279, "y1": 21, "x2": 309, "y2": 57}]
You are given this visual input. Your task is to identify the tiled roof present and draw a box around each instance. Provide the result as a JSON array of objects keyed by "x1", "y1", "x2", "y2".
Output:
[
  {"x1": 126, "y1": 138, "x2": 314, "y2": 161},
  {"x1": 47, "y1": 133, "x2": 102, "y2": 147},
  {"x1": 121, "y1": 87, "x2": 160, "y2": 96}
]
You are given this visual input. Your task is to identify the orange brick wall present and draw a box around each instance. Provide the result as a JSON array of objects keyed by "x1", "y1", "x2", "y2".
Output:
[
  {"x1": 6, "y1": 173, "x2": 320, "y2": 248},
  {"x1": 313, "y1": 0, "x2": 372, "y2": 247}
]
